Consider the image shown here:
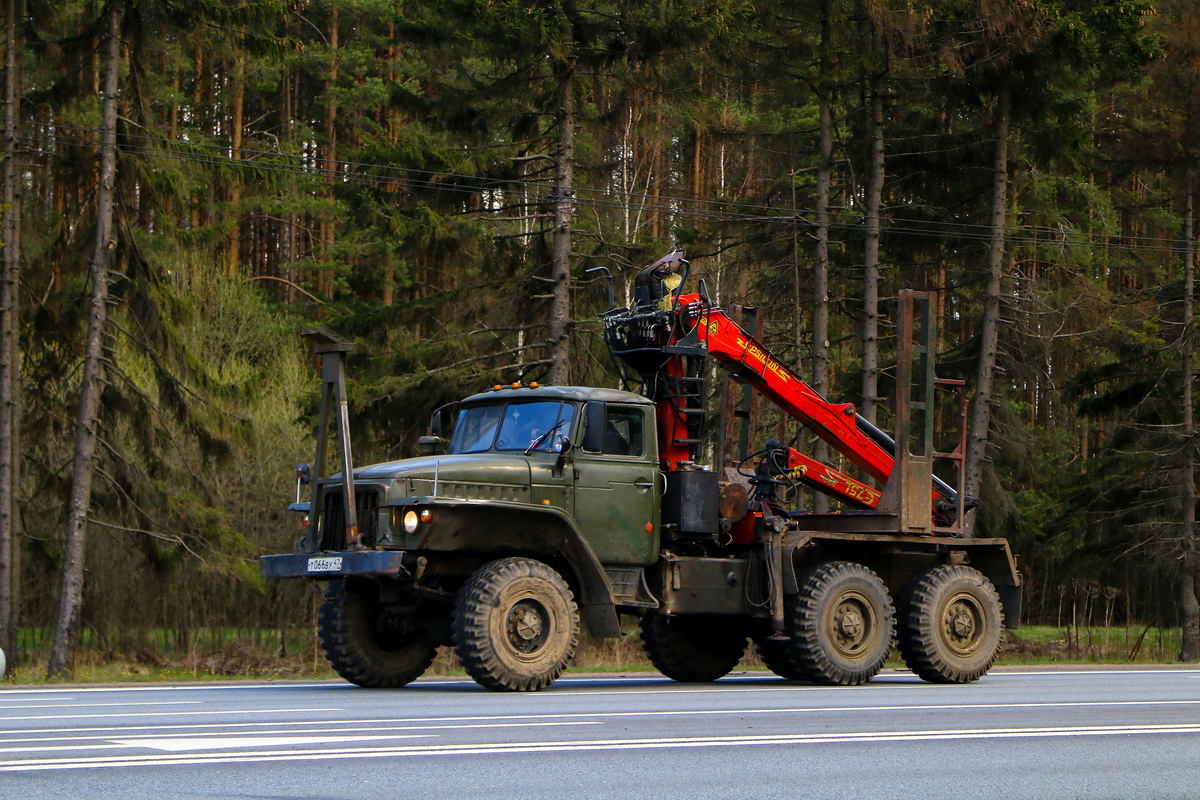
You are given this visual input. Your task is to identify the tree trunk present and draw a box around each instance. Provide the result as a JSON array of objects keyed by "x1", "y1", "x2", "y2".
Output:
[
  {"x1": 281, "y1": 53, "x2": 296, "y2": 305},
  {"x1": 46, "y1": 0, "x2": 121, "y2": 679},
  {"x1": 964, "y1": 85, "x2": 1011, "y2": 531},
  {"x1": 226, "y1": 49, "x2": 245, "y2": 278},
  {"x1": 860, "y1": 51, "x2": 885, "y2": 426},
  {"x1": 546, "y1": 66, "x2": 574, "y2": 386},
  {"x1": 0, "y1": 0, "x2": 22, "y2": 674},
  {"x1": 321, "y1": 4, "x2": 339, "y2": 298},
  {"x1": 812, "y1": 0, "x2": 833, "y2": 512},
  {"x1": 1181, "y1": 182, "x2": 1198, "y2": 662}
]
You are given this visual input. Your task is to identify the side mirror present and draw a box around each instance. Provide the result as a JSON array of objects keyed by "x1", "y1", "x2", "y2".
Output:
[
  {"x1": 417, "y1": 435, "x2": 444, "y2": 456},
  {"x1": 552, "y1": 437, "x2": 572, "y2": 478},
  {"x1": 582, "y1": 400, "x2": 606, "y2": 452},
  {"x1": 429, "y1": 401, "x2": 457, "y2": 438},
  {"x1": 295, "y1": 463, "x2": 311, "y2": 505}
]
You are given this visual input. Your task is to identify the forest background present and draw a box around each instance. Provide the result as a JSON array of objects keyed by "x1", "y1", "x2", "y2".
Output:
[{"x1": 0, "y1": 0, "x2": 1199, "y2": 679}]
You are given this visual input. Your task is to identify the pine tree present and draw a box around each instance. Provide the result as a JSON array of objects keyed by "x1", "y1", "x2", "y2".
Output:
[
  {"x1": 0, "y1": 0, "x2": 22, "y2": 674},
  {"x1": 48, "y1": 0, "x2": 122, "y2": 679}
]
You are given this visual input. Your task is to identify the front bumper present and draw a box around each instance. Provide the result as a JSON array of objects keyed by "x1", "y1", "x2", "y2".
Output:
[{"x1": 259, "y1": 550, "x2": 412, "y2": 580}]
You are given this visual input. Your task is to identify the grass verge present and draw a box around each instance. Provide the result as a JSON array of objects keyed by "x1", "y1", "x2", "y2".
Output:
[{"x1": 1, "y1": 624, "x2": 1194, "y2": 685}]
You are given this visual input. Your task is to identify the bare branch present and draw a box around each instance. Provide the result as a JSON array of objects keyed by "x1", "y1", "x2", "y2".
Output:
[
  {"x1": 426, "y1": 343, "x2": 548, "y2": 375},
  {"x1": 245, "y1": 275, "x2": 327, "y2": 304}
]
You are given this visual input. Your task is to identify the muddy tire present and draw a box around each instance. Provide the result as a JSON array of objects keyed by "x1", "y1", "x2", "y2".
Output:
[
  {"x1": 790, "y1": 561, "x2": 895, "y2": 686},
  {"x1": 453, "y1": 557, "x2": 579, "y2": 692},
  {"x1": 318, "y1": 580, "x2": 438, "y2": 688},
  {"x1": 897, "y1": 565, "x2": 1003, "y2": 684},
  {"x1": 640, "y1": 614, "x2": 746, "y2": 682},
  {"x1": 754, "y1": 636, "x2": 811, "y2": 682}
]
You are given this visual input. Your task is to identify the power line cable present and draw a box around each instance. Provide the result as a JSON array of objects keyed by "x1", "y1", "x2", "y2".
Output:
[{"x1": 11, "y1": 119, "x2": 1192, "y2": 256}]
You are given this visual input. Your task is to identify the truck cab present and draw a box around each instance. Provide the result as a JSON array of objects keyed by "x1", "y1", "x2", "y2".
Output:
[
  {"x1": 298, "y1": 385, "x2": 662, "y2": 566},
  {"x1": 261, "y1": 385, "x2": 672, "y2": 691}
]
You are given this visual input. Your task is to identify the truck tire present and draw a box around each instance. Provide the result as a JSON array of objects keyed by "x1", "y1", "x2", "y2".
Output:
[
  {"x1": 453, "y1": 557, "x2": 579, "y2": 692},
  {"x1": 318, "y1": 580, "x2": 438, "y2": 688},
  {"x1": 754, "y1": 636, "x2": 811, "y2": 682},
  {"x1": 790, "y1": 561, "x2": 894, "y2": 686},
  {"x1": 640, "y1": 614, "x2": 746, "y2": 682},
  {"x1": 896, "y1": 564, "x2": 1003, "y2": 684}
]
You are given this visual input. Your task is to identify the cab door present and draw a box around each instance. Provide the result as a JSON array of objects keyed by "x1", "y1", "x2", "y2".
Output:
[{"x1": 572, "y1": 403, "x2": 659, "y2": 565}]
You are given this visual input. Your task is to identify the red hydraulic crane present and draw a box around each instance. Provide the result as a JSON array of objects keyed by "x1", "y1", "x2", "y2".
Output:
[{"x1": 593, "y1": 250, "x2": 964, "y2": 524}]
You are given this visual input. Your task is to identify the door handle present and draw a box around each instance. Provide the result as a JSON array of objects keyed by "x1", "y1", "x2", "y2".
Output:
[{"x1": 633, "y1": 480, "x2": 654, "y2": 489}]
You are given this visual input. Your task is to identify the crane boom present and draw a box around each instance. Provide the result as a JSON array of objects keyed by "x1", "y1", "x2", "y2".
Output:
[{"x1": 596, "y1": 251, "x2": 958, "y2": 516}]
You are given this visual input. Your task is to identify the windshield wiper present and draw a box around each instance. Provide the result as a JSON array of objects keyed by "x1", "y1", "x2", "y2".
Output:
[{"x1": 523, "y1": 419, "x2": 566, "y2": 456}]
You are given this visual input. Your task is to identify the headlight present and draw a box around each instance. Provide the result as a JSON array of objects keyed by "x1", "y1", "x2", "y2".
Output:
[{"x1": 402, "y1": 510, "x2": 420, "y2": 534}]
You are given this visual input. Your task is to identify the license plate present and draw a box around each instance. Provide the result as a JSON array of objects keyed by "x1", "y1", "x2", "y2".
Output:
[{"x1": 307, "y1": 556, "x2": 343, "y2": 573}]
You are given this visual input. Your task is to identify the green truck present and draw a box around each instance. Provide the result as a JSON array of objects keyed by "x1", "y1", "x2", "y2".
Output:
[{"x1": 261, "y1": 254, "x2": 1021, "y2": 692}]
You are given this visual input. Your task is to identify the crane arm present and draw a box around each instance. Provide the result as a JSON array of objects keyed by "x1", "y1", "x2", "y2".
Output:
[
  {"x1": 686, "y1": 295, "x2": 957, "y2": 510},
  {"x1": 596, "y1": 252, "x2": 958, "y2": 514},
  {"x1": 689, "y1": 297, "x2": 894, "y2": 485}
]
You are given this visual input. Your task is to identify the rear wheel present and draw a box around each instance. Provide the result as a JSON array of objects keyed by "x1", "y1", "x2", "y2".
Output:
[
  {"x1": 318, "y1": 580, "x2": 438, "y2": 688},
  {"x1": 897, "y1": 565, "x2": 1003, "y2": 684},
  {"x1": 790, "y1": 561, "x2": 894, "y2": 686},
  {"x1": 453, "y1": 557, "x2": 579, "y2": 692},
  {"x1": 640, "y1": 614, "x2": 746, "y2": 682}
]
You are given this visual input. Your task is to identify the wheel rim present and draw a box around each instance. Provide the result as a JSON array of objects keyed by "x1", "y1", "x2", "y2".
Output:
[
  {"x1": 825, "y1": 591, "x2": 877, "y2": 658},
  {"x1": 940, "y1": 591, "x2": 986, "y2": 657},
  {"x1": 505, "y1": 597, "x2": 552, "y2": 659},
  {"x1": 365, "y1": 605, "x2": 419, "y2": 654}
]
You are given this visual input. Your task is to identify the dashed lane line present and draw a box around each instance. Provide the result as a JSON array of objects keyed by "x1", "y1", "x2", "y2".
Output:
[
  {"x1": 3, "y1": 734, "x2": 438, "y2": 754},
  {"x1": 4, "y1": 723, "x2": 1200, "y2": 771},
  {"x1": 0, "y1": 708, "x2": 343, "y2": 722},
  {"x1": 0, "y1": 702, "x2": 202, "y2": 711},
  {"x1": 0, "y1": 721, "x2": 601, "y2": 747},
  {"x1": 2, "y1": 698, "x2": 1199, "y2": 736}
]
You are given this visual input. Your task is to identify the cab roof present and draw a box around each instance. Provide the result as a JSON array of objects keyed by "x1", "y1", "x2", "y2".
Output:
[{"x1": 459, "y1": 384, "x2": 654, "y2": 407}]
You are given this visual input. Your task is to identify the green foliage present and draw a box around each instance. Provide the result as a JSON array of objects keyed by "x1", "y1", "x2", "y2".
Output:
[{"x1": 7, "y1": 0, "x2": 1199, "y2": 667}]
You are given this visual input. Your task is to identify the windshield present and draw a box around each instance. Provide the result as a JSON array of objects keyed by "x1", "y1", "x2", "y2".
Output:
[{"x1": 447, "y1": 401, "x2": 576, "y2": 454}]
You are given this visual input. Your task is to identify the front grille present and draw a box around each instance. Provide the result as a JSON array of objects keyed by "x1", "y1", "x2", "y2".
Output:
[{"x1": 318, "y1": 486, "x2": 379, "y2": 550}]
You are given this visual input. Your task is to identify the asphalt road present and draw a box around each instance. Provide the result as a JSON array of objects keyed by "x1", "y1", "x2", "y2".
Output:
[{"x1": 0, "y1": 667, "x2": 1198, "y2": 799}]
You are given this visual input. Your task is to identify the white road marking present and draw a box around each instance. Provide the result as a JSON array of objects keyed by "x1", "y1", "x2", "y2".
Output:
[
  {"x1": 0, "y1": 708, "x2": 342, "y2": 722},
  {"x1": 540, "y1": 675, "x2": 1200, "y2": 696},
  {"x1": 0, "y1": 743, "x2": 135, "y2": 754},
  {"x1": 0, "y1": 734, "x2": 434, "y2": 755},
  {"x1": 0, "y1": 721, "x2": 600, "y2": 747},
  {"x1": 0, "y1": 668, "x2": 1193, "y2": 704},
  {"x1": 110, "y1": 734, "x2": 436, "y2": 751},
  {"x1": 4, "y1": 723, "x2": 1200, "y2": 771},
  {"x1": 2, "y1": 698, "x2": 1198, "y2": 737},
  {"x1": 0, "y1": 702, "x2": 201, "y2": 710},
  {"x1": 0, "y1": 683, "x2": 347, "y2": 696},
  {"x1": 870, "y1": 671, "x2": 1200, "y2": 681}
]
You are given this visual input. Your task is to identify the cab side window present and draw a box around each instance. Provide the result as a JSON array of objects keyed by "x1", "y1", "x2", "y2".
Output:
[{"x1": 601, "y1": 406, "x2": 644, "y2": 457}]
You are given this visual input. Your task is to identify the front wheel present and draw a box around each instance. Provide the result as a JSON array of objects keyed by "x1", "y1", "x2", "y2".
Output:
[
  {"x1": 790, "y1": 561, "x2": 895, "y2": 686},
  {"x1": 318, "y1": 580, "x2": 438, "y2": 688},
  {"x1": 896, "y1": 565, "x2": 1003, "y2": 684},
  {"x1": 453, "y1": 557, "x2": 579, "y2": 692},
  {"x1": 640, "y1": 614, "x2": 747, "y2": 682}
]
